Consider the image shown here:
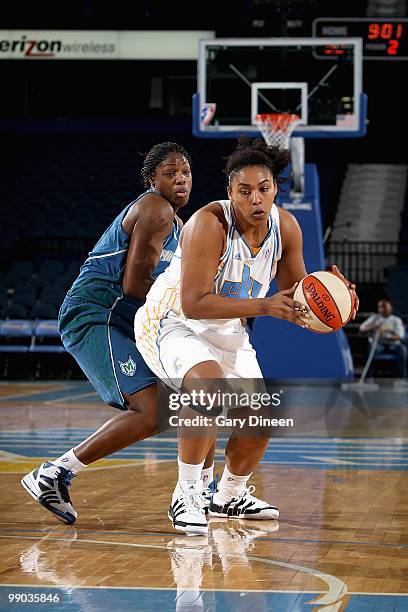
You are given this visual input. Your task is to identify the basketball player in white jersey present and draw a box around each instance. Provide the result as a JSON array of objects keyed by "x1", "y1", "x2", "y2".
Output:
[{"x1": 135, "y1": 137, "x2": 358, "y2": 535}]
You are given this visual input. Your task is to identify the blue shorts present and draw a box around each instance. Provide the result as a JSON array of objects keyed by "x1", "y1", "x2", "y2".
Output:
[{"x1": 59, "y1": 296, "x2": 157, "y2": 410}]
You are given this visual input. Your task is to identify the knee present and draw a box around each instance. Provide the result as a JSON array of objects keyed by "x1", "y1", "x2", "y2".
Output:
[
  {"x1": 190, "y1": 403, "x2": 223, "y2": 417},
  {"x1": 127, "y1": 399, "x2": 158, "y2": 434}
]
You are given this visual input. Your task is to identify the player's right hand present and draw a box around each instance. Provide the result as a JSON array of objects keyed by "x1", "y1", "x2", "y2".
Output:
[{"x1": 262, "y1": 283, "x2": 311, "y2": 328}]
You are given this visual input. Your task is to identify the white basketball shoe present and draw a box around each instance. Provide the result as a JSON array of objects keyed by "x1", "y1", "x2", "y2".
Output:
[
  {"x1": 208, "y1": 485, "x2": 279, "y2": 520},
  {"x1": 168, "y1": 480, "x2": 208, "y2": 536},
  {"x1": 21, "y1": 462, "x2": 77, "y2": 525}
]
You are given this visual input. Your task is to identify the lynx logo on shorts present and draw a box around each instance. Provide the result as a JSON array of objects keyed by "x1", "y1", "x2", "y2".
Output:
[{"x1": 119, "y1": 355, "x2": 137, "y2": 377}]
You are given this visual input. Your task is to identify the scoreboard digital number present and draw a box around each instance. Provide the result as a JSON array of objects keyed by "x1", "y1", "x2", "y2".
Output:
[{"x1": 313, "y1": 18, "x2": 408, "y2": 60}]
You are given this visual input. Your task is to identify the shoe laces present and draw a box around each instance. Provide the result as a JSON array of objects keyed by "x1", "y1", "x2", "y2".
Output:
[
  {"x1": 237, "y1": 485, "x2": 256, "y2": 502},
  {"x1": 180, "y1": 482, "x2": 205, "y2": 514},
  {"x1": 56, "y1": 469, "x2": 75, "y2": 504}
]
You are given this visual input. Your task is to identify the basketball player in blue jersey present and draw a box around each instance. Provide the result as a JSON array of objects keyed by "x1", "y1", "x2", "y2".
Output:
[
  {"x1": 21, "y1": 142, "x2": 216, "y2": 525},
  {"x1": 135, "y1": 137, "x2": 358, "y2": 535}
]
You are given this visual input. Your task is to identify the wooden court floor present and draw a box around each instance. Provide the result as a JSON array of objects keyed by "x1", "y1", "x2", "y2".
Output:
[{"x1": 0, "y1": 381, "x2": 407, "y2": 611}]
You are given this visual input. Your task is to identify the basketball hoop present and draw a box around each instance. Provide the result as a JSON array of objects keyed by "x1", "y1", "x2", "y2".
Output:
[{"x1": 255, "y1": 113, "x2": 302, "y2": 150}]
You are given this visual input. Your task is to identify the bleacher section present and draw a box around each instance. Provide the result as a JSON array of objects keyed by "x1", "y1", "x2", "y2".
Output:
[
  {"x1": 331, "y1": 163, "x2": 407, "y2": 242},
  {"x1": 0, "y1": 133, "x2": 230, "y2": 257},
  {"x1": 386, "y1": 264, "x2": 408, "y2": 319}
]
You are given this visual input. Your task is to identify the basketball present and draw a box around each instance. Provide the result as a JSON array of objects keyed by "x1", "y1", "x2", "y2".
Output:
[{"x1": 294, "y1": 271, "x2": 354, "y2": 333}]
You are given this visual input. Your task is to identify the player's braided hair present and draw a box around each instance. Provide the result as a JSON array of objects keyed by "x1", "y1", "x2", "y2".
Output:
[
  {"x1": 141, "y1": 142, "x2": 192, "y2": 187},
  {"x1": 224, "y1": 136, "x2": 291, "y2": 189}
]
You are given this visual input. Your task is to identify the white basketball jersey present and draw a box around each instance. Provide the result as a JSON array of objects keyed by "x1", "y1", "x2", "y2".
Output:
[{"x1": 143, "y1": 200, "x2": 282, "y2": 331}]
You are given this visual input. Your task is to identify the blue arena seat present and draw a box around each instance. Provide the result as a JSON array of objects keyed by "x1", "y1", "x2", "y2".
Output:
[
  {"x1": 0, "y1": 319, "x2": 34, "y2": 378},
  {"x1": 39, "y1": 260, "x2": 64, "y2": 276},
  {"x1": 34, "y1": 272, "x2": 59, "y2": 291},
  {"x1": 31, "y1": 303, "x2": 59, "y2": 320},
  {"x1": 1, "y1": 304, "x2": 29, "y2": 320},
  {"x1": 31, "y1": 319, "x2": 65, "y2": 353},
  {"x1": 0, "y1": 319, "x2": 33, "y2": 353},
  {"x1": 12, "y1": 290, "x2": 37, "y2": 310},
  {"x1": 11, "y1": 279, "x2": 35, "y2": 292},
  {"x1": 7, "y1": 261, "x2": 34, "y2": 283},
  {"x1": 39, "y1": 287, "x2": 66, "y2": 309}
]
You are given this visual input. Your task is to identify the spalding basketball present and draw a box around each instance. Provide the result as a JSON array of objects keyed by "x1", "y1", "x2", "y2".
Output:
[{"x1": 294, "y1": 271, "x2": 354, "y2": 333}]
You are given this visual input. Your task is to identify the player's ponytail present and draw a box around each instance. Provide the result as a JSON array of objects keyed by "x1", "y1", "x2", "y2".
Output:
[{"x1": 224, "y1": 136, "x2": 291, "y2": 189}]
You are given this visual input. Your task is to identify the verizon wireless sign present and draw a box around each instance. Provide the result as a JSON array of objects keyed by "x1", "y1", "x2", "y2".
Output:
[{"x1": 0, "y1": 30, "x2": 214, "y2": 60}]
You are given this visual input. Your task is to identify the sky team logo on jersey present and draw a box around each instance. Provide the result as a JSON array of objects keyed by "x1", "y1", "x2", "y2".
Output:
[
  {"x1": 234, "y1": 253, "x2": 242, "y2": 260},
  {"x1": 220, "y1": 264, "x2": 262, "y2": 299},
  {"x1": 119, "y1": 355, "x2": 137, "y2": 377}
]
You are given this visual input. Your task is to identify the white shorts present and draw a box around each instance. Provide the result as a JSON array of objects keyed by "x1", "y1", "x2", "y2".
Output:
[{"x1": 135, "y1": 308, "x2": 263, "y2": 390}]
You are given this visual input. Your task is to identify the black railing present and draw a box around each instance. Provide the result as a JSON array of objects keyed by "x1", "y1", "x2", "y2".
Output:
[{"x1": 326, "y1": 241, "x2": 399, "y2": 284}]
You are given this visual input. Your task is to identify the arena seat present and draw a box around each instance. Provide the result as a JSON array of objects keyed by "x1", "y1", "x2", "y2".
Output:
[
  {"x1": 39, "y1": 286, "x2": 66, "y2": 309},
  {"x1": 1, "y1": 304, "x2": 29, "y2": 320},
  {"x1": 31, "y1": 303, "x2": 59, "y2": 320},
  {"x1": 12, "y1": 289, "x2": 36, "y2": 310},
  {"x1": 30, "y1": 319, "x2": 65, "y2": 353},
  {"x1": 0, "y1": 319, "x2": 33, "y2": 351}
]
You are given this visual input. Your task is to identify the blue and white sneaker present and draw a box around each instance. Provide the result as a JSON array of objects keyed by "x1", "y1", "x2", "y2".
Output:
[
  {"x1": 201, "y1": 476, "x2": 219, "y2": 513},
  {"x1": 21, "y1": 462, "x2": 77, "y2": 525},
  {"x1": 208, "y1": 485, "x2": 279, "y2": 520}
]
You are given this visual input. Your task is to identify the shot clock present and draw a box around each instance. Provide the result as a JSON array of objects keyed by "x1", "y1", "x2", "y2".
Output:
[{"x1": 313, "y1": 18, "x2": 407, "y2": 60}]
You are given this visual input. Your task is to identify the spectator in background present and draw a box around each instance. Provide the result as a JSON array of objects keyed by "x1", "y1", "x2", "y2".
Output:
[{"x1": 359, "y1": 299, "x2": 407, "y2": 379}]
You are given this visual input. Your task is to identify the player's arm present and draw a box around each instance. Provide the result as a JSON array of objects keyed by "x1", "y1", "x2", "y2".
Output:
[
  {"x1": 359, "y1": 314, "x2": 379, "y2": 333},
  {"x1": 180, "y1": 209, "x2": 308, "y2": 325},
  {"x1": 275, "y1": 208, "x2": 307, "y2": 290},
  {"x1": 122, "y1": 194, "x2": 174, "y2": 302}
]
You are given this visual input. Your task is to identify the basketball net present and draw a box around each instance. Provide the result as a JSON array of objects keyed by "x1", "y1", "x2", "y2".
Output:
[
  {"x1": 255, "y1": 113, "x2": 304, "y2": 197},
  {"x1": 255, "y1": 113, "x2": 301, "y2": 150}
]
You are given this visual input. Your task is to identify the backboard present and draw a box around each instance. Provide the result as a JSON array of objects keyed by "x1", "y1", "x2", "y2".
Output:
[{"x1": 193, "y1": 37, "x2": 367, "y2": 139}]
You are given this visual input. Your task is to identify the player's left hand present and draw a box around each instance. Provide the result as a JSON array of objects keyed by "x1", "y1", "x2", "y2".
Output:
[{"x1": 331, "y1": 265, "x2": 359, "y2": 319}]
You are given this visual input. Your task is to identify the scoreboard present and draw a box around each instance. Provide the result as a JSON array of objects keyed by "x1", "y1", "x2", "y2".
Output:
[{"x1": 313, "y1": 18, "x2": 408, "y2": 60}]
